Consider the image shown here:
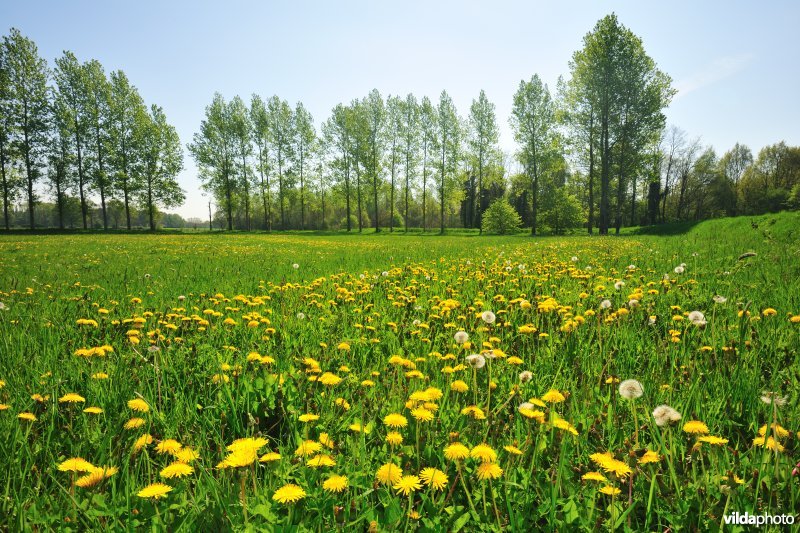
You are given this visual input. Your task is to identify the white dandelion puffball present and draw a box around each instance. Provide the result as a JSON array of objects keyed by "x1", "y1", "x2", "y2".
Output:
[
  {"x1": 628, "y1": 264, "x2": 637, "y2": 270},
  {"x1": 713, "y1": 295, "x2": 727, "y2": 304},
  {"x1": 628, "y1": 299, "x2": 640, "y2": 308},
  {"x1": 296, "y1": 312, "x2": 306, "y2": 320},
  {"x1": 465, "y1": 354, "x2": 486, "y2": 369},
  {"x1": 518, "y1": 402, "x2": 535, "y2": 413},
  {"x1": 599, "y1": 299, "x2": 612, "y2": 310},
  {"x1": 519, "y1": 371, "x2": 533, "y2": 383},
  {"x1": 292, "y1": 263, "x2": 299, "y2": 269},
  {"x1": 618, "y1": 379, "x2": 644, "y2": 400},
  {"x1": 688, "y1": 311, "x2": 707, "y2": 326},
  {"x1": 412, "y1": 319, "x2": 421, "y2": 326},
  {"x1": 614, "y1": 281, "x2": 625, "y2": 290},
  {"x1": 454, "y1": 331, "x2": 469, "y2": 344},
  {"x1": 571, "y1": 256, "x2": 578, "y2": 262},
  {"x1": 381, "y1": 271, "x2": 389, "y2": 277},
  {"x1": 760, "y1": 391, "x2": 788, "y2": 407},
  {"x1": 0, "y1": 301, "x2": 7, "y2": 311},
  {"x1": 648, "y1": 316, "x2": 657, "y2": 325},
  {"x1": 177, "y1": 295, "x2": 186, "y2": 301},
  {"x1": 481, "y1": 310, "x2": 496, "y2": 324},
  {"x1": 652, "y1": 404, "x2": 682, "y2": 426},
  {"x1": 674, "y1": 265, "x2": 685, "y2": 274}
]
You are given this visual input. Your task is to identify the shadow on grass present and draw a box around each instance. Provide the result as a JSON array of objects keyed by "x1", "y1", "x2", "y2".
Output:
[{"x1": 622, "y1": 220, "x2": 702, "y2": 236}]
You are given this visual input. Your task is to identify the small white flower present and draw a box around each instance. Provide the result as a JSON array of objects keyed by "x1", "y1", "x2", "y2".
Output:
[
  {"x1": 760, "y1": 392, "x2": 788, "y2": 407},
  {"x1": 674, "y1": 265, "x2": 685, "y2": 274},
  {"x1": 177, "y1": 295, "x2": 186, "y2": 301},
  {"x1": 618, "y1": 379, "x2": 644, "y2": 400},
  {"x1": 481, "y1": 310, "x2": 496, "y2": 324},
  {"x1": 599, "y1": 299, "x2": 612, "y2": 310},
  {"x1": 614, "y1": 281, "x2": 625, "y2": 290},
  {"x1": 454, "y1": 331, "x2": 469, "y2": 344},
  {"x1": 652, "y1": 404, "x2": 682, "y2": 426},
  {"x1": 144, "y1": 273, "x2": 151, "y2": 279},
  {"x1": 359, "y1": 274, "x2": 365, "y2": 279},
  {"x1": 712, "y1": 295, "x2": 727, "y2": 304},
  {"x1": 292, "y1": 263, "x2": 299, "y2": 269},
  {"x1": 628, "y1": 264, "x2": 636, "y2": 270},
  {"x1": 465, "y1": 354, "x2": 486, "y2": 369},
  {"x1": 688, "y1": 311, "x2": 706, "y2": 326},
  {"x1": 296, "y1": 312, "x2": 306, "y2": 320},
  {"x1": 412, "y1": 319, "x2": 421, "y2": 326},
  {"x1": 519, "y1": 371, "x2": 533, "y2": 383},
  {"x1": 585, "y1": 265, "x2": 592, "y2": 271},
  {"x1": 381, "y1": 271, "x2": 389, "y2": 277},
  {"x1": 571, "y1": 256, "x2": 578, "y2": 262},
  {"x1": 0, "y1": 301, "x2": 6, "y2": 311}
]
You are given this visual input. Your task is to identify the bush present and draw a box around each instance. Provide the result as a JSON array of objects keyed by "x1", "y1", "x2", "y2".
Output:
[
  {"x1": 482, "y1": 198, "x2": 523, "y2": 235},
  {"x1": 542, "y1": 188, "x2": 584, "y2": 234}
]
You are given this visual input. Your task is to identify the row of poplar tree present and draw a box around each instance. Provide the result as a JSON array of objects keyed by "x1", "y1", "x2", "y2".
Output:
[
  {"x1": 190, "y1": 13, "x2": 676, "y2": 234},
  {"x1": 0, "y1": 28, "x2": 184, "y2": 231}
]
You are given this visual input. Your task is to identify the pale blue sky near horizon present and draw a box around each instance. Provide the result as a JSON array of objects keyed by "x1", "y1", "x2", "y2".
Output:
[{"x1": 2, "y1": 1, "x2": 798, "y2": 219}]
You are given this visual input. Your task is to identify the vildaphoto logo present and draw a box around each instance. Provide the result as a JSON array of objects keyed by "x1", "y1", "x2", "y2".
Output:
[{"x1": 723, "y1": 512, "x2": 795, "y2": 527}]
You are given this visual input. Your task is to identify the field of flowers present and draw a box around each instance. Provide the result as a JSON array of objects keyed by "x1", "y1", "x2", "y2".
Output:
[{"x1": 0, "y1": 214, "x2": 798, "y2": 531}]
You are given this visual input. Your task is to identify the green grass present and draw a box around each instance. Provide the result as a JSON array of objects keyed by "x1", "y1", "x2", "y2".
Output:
[{"x1": 0, "y1": 212, "x2": 798, "y2": 531}]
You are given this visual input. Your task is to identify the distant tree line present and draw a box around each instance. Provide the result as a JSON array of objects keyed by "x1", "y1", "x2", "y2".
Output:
[
  {"x1": 0, "y1": 27, "x2": 184, "y2": 231},
  {"x1": 4, "y1": 16, "x2": 799, "y2": 233}
]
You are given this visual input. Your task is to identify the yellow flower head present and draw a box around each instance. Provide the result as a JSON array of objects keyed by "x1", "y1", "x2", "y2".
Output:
[
  {"x1": 470, "y1": 444, "x2": 497, "y2": 463},
  {"x1": 383, "y1": 413, "x2": 408, "y2": 428},
  {"x1": 323, "y1": 475, "x2": 348, "y2": 493},
  {"x1": 541, "y1": 389, "x2": 565, "y2": 403},
  {"x1": 376, "y1": 462, "x2": 403, "y2": 486},
  {"x1": 127, "y1": 398, "x2": 150, "y2": 413},
  {"x1": 272, "y1": 484, "x2": 306, "y2": 504},
  {"x1": 682, "y1": 421, "x2": 709, "y2": 435},
  {"x1": 59, "y1": 393, "x2": 86, "y2": 404},
  {"x1": 160, "y1": 461, "x2": 194, "y2": 479},
  {"x1": 393, "y1": 475, "x2": 422, "y2": 496},
  {"x1": 475, "y1": 462, "x2": 503, "y2": 481},
  {"x1": 137, "y1": 483, "x2": 172, "y2": 499},
  {"x1": 444, "y1": 443, "x2": 470, "y2": 461},
  {"x1": 419, "y1": 468, "x2": 448, "y2": 491}
]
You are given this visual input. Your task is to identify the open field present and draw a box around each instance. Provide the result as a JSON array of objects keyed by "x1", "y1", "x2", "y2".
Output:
[{"x1": 0, "y1": 213, "x2": 799, "y2": 531}]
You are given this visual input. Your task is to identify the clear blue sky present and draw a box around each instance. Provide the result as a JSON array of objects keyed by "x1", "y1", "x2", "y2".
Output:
[{"x1": 3, "y1": 1, "x2": 798, "y2": 219}]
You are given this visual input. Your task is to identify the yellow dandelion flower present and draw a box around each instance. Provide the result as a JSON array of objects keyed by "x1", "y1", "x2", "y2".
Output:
[
  {"x1": 682, "y1": 421, "x2": 709, "y2": 435},
  {"x1": 259, "y1": 452, "x2": 281, "y2": 463},
  {"x1": 386, "y1": 431, "x2": 403, "y2": 446},
  {"x1": 160, "y1": 461, "x2": 194, "y2": 479},
  {"x1": 411, "y1": 406, "x2": 434, "y2": 422},
  {"x1": 337, "y1": 342, "x2": 351, "y2": 351},
  {"x1": 393, "y1": 475, "x2": 422, "y2": 496},
  {"x1": 306, "y1": 454, "x2": 336, "y2": 468},
  {"x1": 599, "y1": 485, "x2": 621, "y2": 496},
  {"x1": 18, "y1": 412, "x2": 37, "y2": 422},
  {"x1": 475, "y1": 462, "x2": 503, "y2": 480},
  {"x1": 127, "y1": 398, "x2": 150, "y2": 413},
  {"x1": 137, "y1": 483, "x2": 172, "y2": 499},
  {"x1": 419, "y1": 468, "x2": 448, "y2": 491},
  {"x1": 383, "y1": 413, "x2": 408, "y2": 428},
  {"x1": 319, "y1": 372, "x2": 342, "y2": 386},
  {"x1": 376, "y1": 462, "x2": 403, "y2": 486},
  {"x1": 582, "y1": 471, "x2": 607, "y2": 482},
  {"x1": 74, "y1": 466, "x2": 118, "y2": 488},
  {"x1": 155, "y1": 439, "x2": 183, "y2": 454},
  {"x1": 319, "y1": 433, "x2": 335, "y2": 449},
  {"x1": 83, "y1": 406, "x2": 103, "y2": 414},
  {"x1": 638, "y1": 450, "x2": 661, "y2": 464},
  {"x1": 461, "y1": 405, "x2": 486, "y2": 420},
  {"x1": 470, "y1": 444, "x2": 497, "y2": 463},
  {"x1": 698, "y1": 436, "x2": 728, "y2": 446},
  {"x1": 541, "y1": 389, "x2": 565, "y2": 403},
  {"x1": 124, "y1": 417, "x2": 146, "y2": 430},
  {"x1": 295, "y1": 440, "x2": 323, "y2": 456},
  {"x1": 298, "y1": 413, "x2": 320, "y2": 423},
  {"x1": 450, "y1": 380, "x2": 469, "y2": 393},
  {"x1": 59, "y1": 393, "x2": 86, "y2": 404},
  {"x1": 58, "y1": 457, "x2": 96, "y2": 473},
  {"x1": 753, "y1": 436, "x2": 784, "y2": 452},
  {"x1": 444, "y1": 443, "x2": 470, "y2": 461},
  {"x1": 323, "y1": 475, "x2": 348, "y2": 493},
  {"x1": 173, "y1": 447, "x2": 200, "y2": 463},
  {"x1": 758, "y1": 424, "x2": 790, "y2": 439},
  {"x1": 133, "y1": 433, "x2": 154, "y2": 453},
  {"x1": 504, "y1": 445, "x2": 523, "y2": 455}
]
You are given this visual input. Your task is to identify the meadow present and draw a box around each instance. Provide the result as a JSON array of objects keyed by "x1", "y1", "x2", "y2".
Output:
[{"x1": 0, "y1": 213, "x2": 799, "y2": 531}]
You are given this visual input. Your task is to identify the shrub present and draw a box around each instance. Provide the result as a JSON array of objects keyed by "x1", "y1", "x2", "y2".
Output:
[{"x1": 482, "y1": 198, "x2": 523, "y2": 235}]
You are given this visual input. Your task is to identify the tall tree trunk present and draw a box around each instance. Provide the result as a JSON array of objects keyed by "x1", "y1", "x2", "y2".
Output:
[
  {"x1": 278, "y1": 153, "x2": 285, "y2": 229},
  {"x1": 422, "y1": 141, "x2": 427, "y2": 232},
  {"x1": 615, "y1": 141, "x2": 626, "y2": 235},
  {"x1": 390, "y1": 141, "x2": 396, "y2": 232},
  {"x1": 588, "y1": 110, "x2": 594, "y2": 235},
  {"x1": 355, "y1": 158, "x2": 363, "y2": 233},
  {"x1": 440, "y1": 132, "x2": 446, "y2": 235},
  {"x1": 224, "y1": 165, "x2": 233, "y2": 230},
  {"x1": 299, "y1": 146, "x2": 305, "y2": 230},
  {"x1": 0, "y1": 141, "x2": 8, "y2": 230},
  {"x1": 478, "y1": 147, "x2": 484, "y2": 234},
  {"x1": 23, "y1": 113, "x2": 35, "y2": 230},
  {"x1": 344, "y1": 154, "x2": 351, "y2": 232},
  {"x1": 404, "y1": 150, "x2": 410, "y2": 233},
  {"x1": 599, "y1": 109, "x2": 610, "y2": 235},
  {"x1": 75, "y1": 126, "x2": 88, "y2": 229},
  {"x1": 96, "y1": 122, "x2": 108, "y2": 230},
  {"x1": 147, "y1": 179, "x2": 155, "y2": 231}
]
